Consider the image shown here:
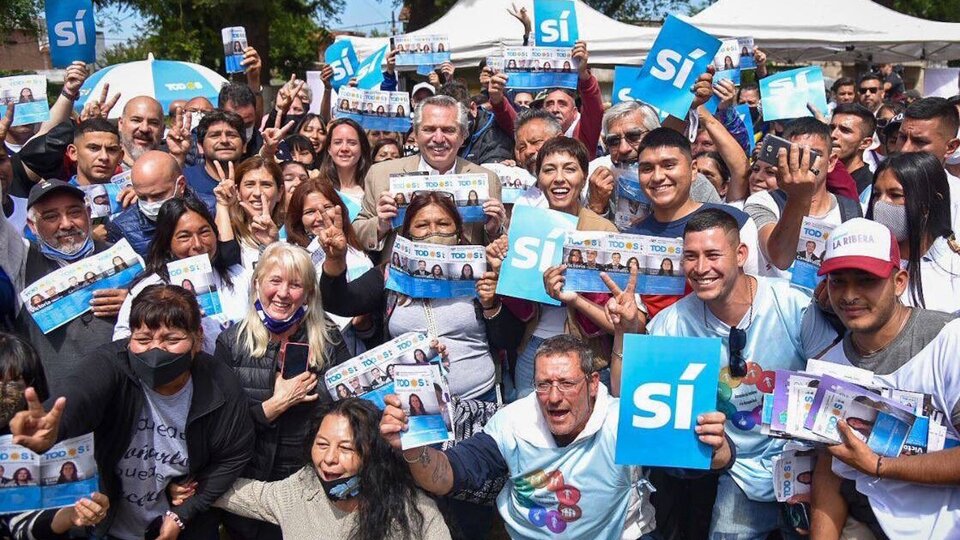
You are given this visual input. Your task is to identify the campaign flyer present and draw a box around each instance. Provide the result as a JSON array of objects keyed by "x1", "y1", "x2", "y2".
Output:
[
  {"x1": 20, "y1": 239, "x2": 144, "y2": 334},
  {"x1": 738, "y1": 37, "x2": 757, "y2": 70},
  {"x1": 394, "y1": 365, "x2": 454, "y2": 450},
  {"x1": 805, "y1": 376, "x2": 917, "y2": 456},
  {"x1": 502, "y1": 46, "x2": 578, "y2": 90},
  {"x1": 561, "y1": 231, "x2": 685, "y2": 294},
  {"x1": 385, "y1": 237, "x2": 485, "y2": 299},
  {"x1": 0, "y1": 433, "x2": 97, "y2": 514},
  {"x1": 773, "y1": 445, "x2": 815, "y2": 503},
  {"x1": 713, "y1": 38, "x2": 742, "y2": 85},
  {"x1": 389, "y1": 172, "x2": 489, "y2": 226},
  {"x1": 482, "y1": 163, "x2": 536, "y2": 205},
  {"x1": 324, "y1": 332, "x2": 443, "y2": 409},
  {"x1": 791, "y1": 217, "x2": 833, "y2": 291},
  {"x1": 78, "y1": 183, "x2": 124, "y2": 219},
  {"x1": 784, "y1": 373, "x2": 833, "y2": 443},
  {"x1": 393, "y1": 34, "x2": 451, "y2": 67},
  {"x1": 221, "y1": 27, "x2": 248, "y2": 74},
  {"x1": 0, "y1": 75, "x2": 49, "y2": 126},
  {"x1": 334, "y1": 86, "x2": 411, "y2": 132},
  {"x1": 167, "y1": 254, "x2": 223, "y2": 317},
  {"x1": 611, "y1": 162, "x2": 652, "y2": 232}
]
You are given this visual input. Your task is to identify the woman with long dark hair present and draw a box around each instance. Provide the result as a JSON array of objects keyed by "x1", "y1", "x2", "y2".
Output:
[
  {"x1": 318, "y1": 118, "x2": 372, "y2": 207},
  {"x1": 867, "y1": 152, "x2": 960, "y2": 312},
  {"x1": 213, "y1": 398, "x2": 450, "y2": 539},
  {"x1": 283, "y1": 134, "x2": 320, "y2": 169},
  {"x1": 113, "y1": 197, "x2": 250, "y2": 353},
  {"x1": 295, "y1": 113, "x2": 327, "y2": 154}
]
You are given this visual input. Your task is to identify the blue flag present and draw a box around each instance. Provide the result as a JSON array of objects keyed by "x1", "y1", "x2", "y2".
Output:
[
  {"x1": 630, "y1": 15, "x2": 721, "y2": 120},
  {"x1": 616, "y1": 335, "x2": 722, "y2": 470},
  {"x1": 534, "y1": 0, "x2": 579, "y2": 47},
  {"x1": 735, "y1": 104, "x2": 757, "y2": 153},
  {"x1": 611, "y1": 66, "x2": 642, "y2": 105},
  {"x1": 325, "y1": 40, "x2": 359, "y2": 90},
  {"x1": 355, "y1": 45, "x2": 388, "y2": 90},
  {"x1": 759, "y1": 66, "x2": 829, "y2": 121},
  {"x1": 46, "y1": 0, "x2": 97, "y2": 68},
  {"x1": 496, "y1": 206, "x2": 577, "y2": 306}
]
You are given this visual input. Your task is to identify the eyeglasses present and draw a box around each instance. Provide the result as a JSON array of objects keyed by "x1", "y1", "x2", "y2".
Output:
[
  {"x1": 604, "y1": 129, "x2": 647, "y2": 149},
  {"x1": 411, "y1": 190, "x2": 456, "y2": 203},
  {"x1": 858, "y1": 87, "x2": 880, "y2": 95},
  {"x1": 728, "y1": 327, "x2": 748, "y2": 378},
  {"x1": 534, "y1": 376, "x2": 587, "y2": 394}
]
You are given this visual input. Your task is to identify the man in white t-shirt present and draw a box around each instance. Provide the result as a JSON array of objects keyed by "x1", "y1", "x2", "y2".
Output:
[
  {"x1": 744, "y1": 118, "x2": 861, "y2": 280},
  {"x1": 810, "y1": 218, "x2": 960, "y2": 539}
]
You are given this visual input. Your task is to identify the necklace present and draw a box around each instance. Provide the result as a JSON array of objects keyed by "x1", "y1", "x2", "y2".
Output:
[
  {"x1": 703, "y1": 275, "x2": 755, "y2": 329},
  {"x1": 851, "y1": 307, "x2": 911, "y2": 357}
]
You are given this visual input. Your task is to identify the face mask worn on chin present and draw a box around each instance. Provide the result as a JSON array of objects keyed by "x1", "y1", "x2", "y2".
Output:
[
  {"x1": 255, "y1": 298, "x2": 308, "y2": 334},
  {"x1": 873, "y1": 200, "x2": 909, "y2": 242},
  {"x1": 129, "y1": 348, "x2": 193, "y2": 388},
  {"x1": 317, "y1": 472, "x2": 361, "y2": 501},
  {"x1": 40, "y1": 235, "x2": 94, "y2": 263},
  {"x1": 410, "y1": 230, "x2": 459, "y2": 245}
]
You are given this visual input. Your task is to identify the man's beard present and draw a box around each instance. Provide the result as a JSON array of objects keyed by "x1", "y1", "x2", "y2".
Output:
[
  {"x1": 47, "y1": 228, "x2": 87, "y2": 254},
  {"x1": 122, "y1": 134, "x2": 156, "y2": 162}
]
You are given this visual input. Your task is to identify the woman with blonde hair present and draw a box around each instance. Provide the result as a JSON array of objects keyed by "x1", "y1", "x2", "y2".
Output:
[
  {"x1": 214, "y1": 242, "x2": 350, "y2": 540},
  {"x1": 229, "y1": 156, "x2": 286, "y2": 268}
]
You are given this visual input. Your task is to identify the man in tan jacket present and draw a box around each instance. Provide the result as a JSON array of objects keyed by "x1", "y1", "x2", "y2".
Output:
[{"x1": 354, "y1": 95, "x2": 505, "y2": 263}]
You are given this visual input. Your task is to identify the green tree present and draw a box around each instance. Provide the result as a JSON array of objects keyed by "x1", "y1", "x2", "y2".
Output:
[
  {"x1": 889, "y1": 0, "x2": 960, "y2": 22},
  {"x1": 0, "y1": 0, "x2": 42, "y2": 39}
]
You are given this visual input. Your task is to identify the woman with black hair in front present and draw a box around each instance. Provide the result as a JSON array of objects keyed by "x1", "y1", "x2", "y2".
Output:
[
  {"x1": 867, "y1": 151, "x2": 960, "y2": 313},
  {"x1": 208, "y1": 398, "x2": 450, "y2": 539},
  {"x1": 113, "y1": 197, "x2": 250, "y2": 353},
  {"x1": 283, "y1": 134, "x2": 320, "y2": 170}
]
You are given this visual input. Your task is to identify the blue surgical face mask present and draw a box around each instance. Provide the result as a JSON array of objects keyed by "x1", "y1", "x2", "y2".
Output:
[
  {"x1": 39, "y1": 234, "x2": 94, "y2": 263},
  {"x1": 254, "y1": 298, "x2": 308, "y2": 334}
]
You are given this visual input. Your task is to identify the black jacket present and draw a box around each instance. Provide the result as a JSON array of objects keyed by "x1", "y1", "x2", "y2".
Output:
[
  {"x1": 459, "y1": 108, "x2": 514, "y2": 165},
  {"x1": 50, "y1": 340, "x2": 254, "y2": 537},
  {"x1": 213, "y1": 321, "x2": 351, "y2": 481}
]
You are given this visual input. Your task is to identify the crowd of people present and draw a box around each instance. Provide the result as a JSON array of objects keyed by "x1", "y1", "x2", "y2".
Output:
[{"x1": 0, "y1": 5, "x2": 959, "y2": 540}]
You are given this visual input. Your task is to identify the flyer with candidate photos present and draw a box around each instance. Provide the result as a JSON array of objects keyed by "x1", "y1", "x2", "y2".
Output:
[
  {"x1": 791, "y1": 217, "x2": 833, "y2": 291},
  {"x1": 482, "y1": 163, "x2": 536, "y2": 205},
  {"x1": 221, "y1": 27, "x2": 248, "y2": 74},
  {"x1": 0, "y1": 75, "x2": 49, "y2": 126},
  {"x1": 805, "y1": 376, "x2": 917, "y2": 456},
  {"x1": 502, "y1": 46, "x2": 578, "y2": 90},
  {"x1": 78, "y1": 183, "x2": 124, "y2": 219},
  {"x1": 334, "y1": 87, "x2": 411, "y2": 132},
  {"x1": 389, "y1": 172, "x2": 489, "y2": 226},
  {"x1": 713, "y1": 39, "x2": 742, "y2": 85},
  {"x1": 773, "y1": 445, "x2": 815, "y2": 503},
  {"x1": 385, "y1": 237, "x2": 485, "y2": 299},
  {"x1": 167, "y1": 254, "x2": 223, "y2": 317},
  {"x1": 561, "y1": 231, "x2": 684, "y2": 295},
  {"x1": 324, "y1": 332, "x2": 443, "y2": 409},
  {"x1": 0, "y1": 433, "x2": 97, "y2": 514},
  {"x1": 20, "y1": 239, "x2": 144, "y2": 334},
  {"x1": 394, "y1": 365, "x2": 454, "y2": 449},
  {"x1": 611, "y1": 162, "x2": 652, "y2": 232},
  {"x1": 393, "y1": 34, "x2": 451, "y2": 67},
  {"x1": 737, "y1": 37, "x2": 756, "y2": 70}
]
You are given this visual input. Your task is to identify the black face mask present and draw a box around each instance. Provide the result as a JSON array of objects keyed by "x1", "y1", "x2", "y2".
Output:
[
  {"x1": 317, "y1": 472, "x2": 361, "y2": 501},
  {"x1": 128, "y1": 348, "x2": 193, "y2": 388}
]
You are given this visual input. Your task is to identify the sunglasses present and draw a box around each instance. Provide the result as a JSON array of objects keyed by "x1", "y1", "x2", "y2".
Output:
[
  {"x1": 858, "y1": 87, "x2": 880, "y2": 95},
  {"x1": 728, "y1": 327, "x2": 748, "y2": 378},
  {"x1": 411, "y1": 190, "x2": 456, "y2": 203},
  {"x1": 604, "y1": 129, "x2": 647, "y2": 149}
]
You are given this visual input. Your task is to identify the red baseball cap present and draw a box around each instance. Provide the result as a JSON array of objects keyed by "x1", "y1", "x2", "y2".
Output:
[{"x1": 817, "y1": 218, "x2": 901, "y2": 278}]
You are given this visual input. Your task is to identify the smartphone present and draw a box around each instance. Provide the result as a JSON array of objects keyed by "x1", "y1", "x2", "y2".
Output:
[
  {"x1": 221, "y1": 27, "x2": 248, "y2": 74},
  {"x1": 757, "y1": 134, "x2": 822, "y2": 167},
  {"x1": 281, "y1": 342, "x2": 310, "y2": 379}
]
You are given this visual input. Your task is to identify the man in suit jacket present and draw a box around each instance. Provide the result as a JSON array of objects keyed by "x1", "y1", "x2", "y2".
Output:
[{"x1": 354, "y1": 95, "x2": 505, "y2": 264}]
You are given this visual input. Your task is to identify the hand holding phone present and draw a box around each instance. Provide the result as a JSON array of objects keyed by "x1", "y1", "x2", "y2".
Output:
[
  {"x1": 281, "y1": 342, "x2": 310, "y2": 379},
  {"x1": 757, "y1": 134, "x2": 822, "y2": 168}
]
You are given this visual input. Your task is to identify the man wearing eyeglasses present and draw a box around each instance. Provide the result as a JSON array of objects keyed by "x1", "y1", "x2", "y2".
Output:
[
  {"x1": 648, "y1": 208, "x2": 837, "y2": 540},
  {"x1": 381, "y1": 333, "x2": 734, "y2": 539},
  {"x1": 857, "y1": 74, "x2": 885, "y2": 115}
]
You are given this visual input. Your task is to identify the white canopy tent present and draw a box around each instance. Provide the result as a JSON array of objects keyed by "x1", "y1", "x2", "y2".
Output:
[
  {"x1": 683, "y1": 0, "x2": 960, "y2": 64},
  {"x1": 338, "y1": 0, "x2": 659, "y2": 68}
]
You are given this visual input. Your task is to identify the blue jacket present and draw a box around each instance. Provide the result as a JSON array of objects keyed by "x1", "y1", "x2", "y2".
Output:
[{"x1": 106, "y1": 191, "x2": 216, "y2": 258}]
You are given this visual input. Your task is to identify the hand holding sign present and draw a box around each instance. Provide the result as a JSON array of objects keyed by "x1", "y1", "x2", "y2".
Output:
[
  {"x1": 776, "y1": 141, "x2": 822, "y2": 200},
  {"x1": 379, "y1": 394, "x2": 408, "y2": 451},
  {"x1": 543, "y1": 264, "x2": 577, "y2": 303},
  {"x1": 0, "y1": 103, "x2": 13, "y2": 155},
  {"x1": 241, "y1": 46, "x2": 263, "y2": 86},
  {"x1": 572, "y1": 40, "x2": 590, "y2": 81},
  {"x1": 62, "y1": 61, "x2": 89, "y2": 99},
  {"x1": 376, "y1": 190, "x2": 399, "y2": 237}
]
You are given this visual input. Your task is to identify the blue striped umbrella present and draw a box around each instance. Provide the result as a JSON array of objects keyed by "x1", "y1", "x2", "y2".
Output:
[{"x1": 74, "y1": 53, "x2": 228, "y2": 118}]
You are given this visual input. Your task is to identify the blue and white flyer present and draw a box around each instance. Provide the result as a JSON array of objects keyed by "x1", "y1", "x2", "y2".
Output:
[
  {"x1": 389, "y1": 172, "x2": 489, "y2": 226},
  {"x1": 561, "y1": 231, "x2": 684, "y2": 294},
  {"x1": 167, "y1": 254, "x2": 223, "y2": 318},
  {"x1": 394, "y1": 364, "x2": 454, "y2": 450},
  {"x1": 0, "y1": 433, "x2": 97, "y2": 514},
  {"x1": 334, "y1": 86, "x2": 411, "y2": 132},
  {"x1": 502, "y1": 46, "x2": 578, "y2": 90},
  {"x1": 386, "y1": 237, "x2": 485, "y2": 299}
]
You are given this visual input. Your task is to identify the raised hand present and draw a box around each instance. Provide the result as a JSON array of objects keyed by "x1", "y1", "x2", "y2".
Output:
[
  {"x1": 476, "y1": 271, "x2": 499, "y2": 309},
  {"x1": 713, "y1": 79, "x2": 738, "y2": 111},
  {"x1": 375, "y1": 190, "x2": 399, "y2": 237},
  {"x1": 485, "y1": 236, "x2": 509, "y2": 273},
  {"x1": 247, "y1": 192, "x2": 279, "y2": 245},
  {"x1": 487, "y1": 70, "x2": 508, "y2": 106},
  {"x1": 0, "y1": 103, "x2": 14, "y2": 156},
  {"x1": 439, "y1": 62, "x2": 455, "y2": 84},
  {"x1": 79, "y1": 83, "x2": 121, "y2": 121},
  {"x1": 385, "y1": 49, "x2": 397, "y2": 75},
  {"x1": 320, "y1": 64, "x2": 334, "y2": 89},
  {"x1": 601, "y1": 269, "x2": 643, "y2": 335},
  {"x1": 483, "y1": 198, "x2": 507, "y2": 238},
  {"x1": 241, "y1": 46, "x2": 262, "y2": 86},
  {"x1": 166, "y1": 106, "x2": 193, "y2": 163},
  {"x1": 506, "y1": 3, "x2": 532, "y2": 36},
  {"x1": 587, "y1": 166, "x2": 614, "y2": 214},
  {"x1": 62, "y1": 61, "x2": 89, "y2": 98},
  {"x1": 260, "y1": 115, "x2": 296, "y2": 159},
  {"x1": 776, "y1": 141, "x2": 823, "y2": 199},
  {"x1": 543, "y1": 264, "x2": 577, "y2": 303},
  {"x1": 317, "y1": 204, "x2": 347, "y2": 261},
  {"x1": 379, "y1": 394, "x2": 408, "y2": 451},
  {"x1": 691, "y1": 68, "x2": 715, "y2": 110},
  {"x1": 9, "y1": 387, "x2": 65, "y2": 453},
  {"x1": 212, "y1": 161, "x2": 238, "y2": 208},
  {"x1": 572, "y1": 40, "x2": 590, "y2": 80},
  {"x1": 275, "y1": 74, "x2": 305, "y2": 114}
]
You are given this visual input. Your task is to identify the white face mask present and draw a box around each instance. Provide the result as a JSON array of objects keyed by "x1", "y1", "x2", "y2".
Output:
[
  {"x1": 189, "y1": 112, "x2": 204, "y2": 132},
  {"x1": 138, "y1": 186, "x2": 181, "y2": 220},
  {"x1": 946, "y1": 128, "x2": 960, "y2": 165}
]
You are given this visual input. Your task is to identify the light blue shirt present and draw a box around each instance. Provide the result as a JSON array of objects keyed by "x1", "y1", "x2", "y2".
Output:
[{"x1": 648, "y1": 276, "x2": 837, "y2": 501}]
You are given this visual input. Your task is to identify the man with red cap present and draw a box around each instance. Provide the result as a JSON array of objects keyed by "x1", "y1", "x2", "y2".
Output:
[{"x1": 810, "y1": 217, "x2": 960, "y2": 539}]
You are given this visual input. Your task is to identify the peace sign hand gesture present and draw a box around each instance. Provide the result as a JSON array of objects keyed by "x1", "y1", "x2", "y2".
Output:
[
  {"x1": 212, "y1": 160, "x2": 238, "y2": 209},
  {"x1": 275, "y1": 74, "x2": 306, "y2": 114},
  {"x1": 245, "y1": 193, "x2": 279, "y2": 245},
  {"x1": 260, "y1": 116, "x2": 296, "y2": 160},
  {"x1": 318, "y1": 205, "x2": 347, "y2": 261},
  {"x1": 166, "y1": 106, "x2": 193, "y2": 163},
  {"x1": 602, "y1": 269, "x2": 644, "y2": 335},
  {"x1": 79, "y1": 83, "x2": 121, "y2": 121},
  {"x1": 9, "y1": 387, "x2": 65, "y2": 453}
]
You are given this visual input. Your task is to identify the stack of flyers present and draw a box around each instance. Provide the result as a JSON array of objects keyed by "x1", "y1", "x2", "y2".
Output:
[
  {"x1": 611, "y1": 162, "x2": 652, "y2": 231},
  {"x1": 482, "y1": 162, "x2": 536, "y2": 205},
  {"x1": 804, "y1": 376, "x2": 917, "y2": 457},
  {"x1": 334, "y1": 87, "x2": 411, "y2": 132},
  {"x1": 78, "y1": 183, "x2": 124, "y2": 219},
  {"x1": 110, "y1": 170, "x2": 133, "y2": 190},
  {"x1": 324, "y1": 332, "x2": 444, "y2": 409},
  {"x1": 19, "y1": 239, "x2": 144, "y2": 334},
  {"x1": 0, "y1": 75, "x2": 49, "y2": 126},
  {"x1": 167, "y1": 254, "x2": 223, "y2": 318},
  {"x1": 561, "y1": 231, "x2": 685, "y2": 294},
  {"x1": 502, "y1": 46, "x2": 579, "y2": 90},
  {"x1": 881, "y1": 388, "x2": 949, "y2": 455},
  {"x1": 772, "y1": 444, "x2": 816, "y2": 503},
  {"x1": 392, "y1": 34, "x2": 451, "y2": 67},
  {"x1": 791, "y1": 217, "x2": 833, "y2": 291},
  {"x1": 221, "y1": 27, "x2": 248, "y2": 74},
  {"x1": 385, "y1": 237, "x2": 485, "y2": 299},
  {"x1": 389, "y1": 173, "x2": 489, "y2": 225},
  {"x1": 393, "y1": 365, "x2": 454, "y2": 449},
  {"x1": 0, "y1": 433, "x2": 97, "y2": 514}
]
